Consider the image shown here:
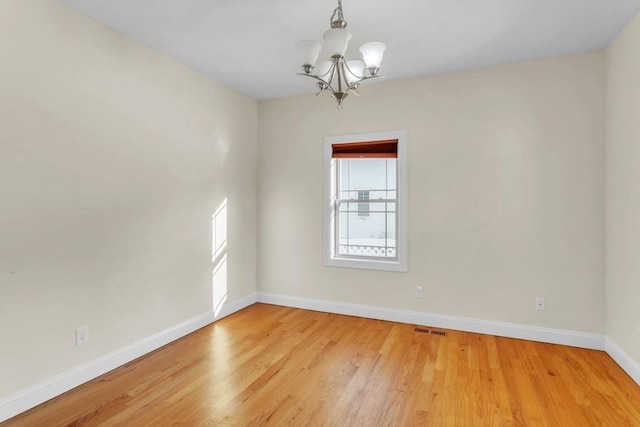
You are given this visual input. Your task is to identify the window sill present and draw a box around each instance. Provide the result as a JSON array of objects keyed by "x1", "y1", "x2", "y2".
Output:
[{"x1": 325, "y1": 256, "x2": 407, "y2": 272}]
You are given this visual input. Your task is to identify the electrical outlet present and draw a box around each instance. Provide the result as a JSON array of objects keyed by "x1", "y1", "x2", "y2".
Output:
[
  {"x1": 415, "y1": 286, "x2": 423, "y2": 298},
  {"x1": 76, "y1": 326, "x2": 89, "y2": 346},
  {"x1": 535, "y1": 297, "x2": 545, "y2": 311}
]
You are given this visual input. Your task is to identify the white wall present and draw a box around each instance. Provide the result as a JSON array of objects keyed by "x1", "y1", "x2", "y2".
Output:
[
  {"x1": 605, "y1": 13, "x2": 640, "y2": 366},
  {"x1": 258, "y1": 51, "x2": 605, "y2": 334},
  {"x1": 0, "y1": 0, "x2": 257, "y2": 398}
]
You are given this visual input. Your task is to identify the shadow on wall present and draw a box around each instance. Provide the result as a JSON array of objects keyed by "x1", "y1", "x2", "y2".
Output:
[{"x1": 212, "y1": 198, "x2": 228, "y2": 316}]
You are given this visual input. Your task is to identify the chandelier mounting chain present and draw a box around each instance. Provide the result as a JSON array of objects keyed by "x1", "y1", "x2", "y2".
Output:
[{"x1": 330, "y1": 0, "x2": 345, "y2": 27}]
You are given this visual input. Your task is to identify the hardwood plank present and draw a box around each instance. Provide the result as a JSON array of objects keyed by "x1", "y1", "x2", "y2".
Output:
[{"x1": 2, "y1": 304, "x2": 639, "y2": 426}]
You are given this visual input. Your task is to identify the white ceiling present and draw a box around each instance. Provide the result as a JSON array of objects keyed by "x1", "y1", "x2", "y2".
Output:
[{"x1": 60, "y1": 0, "x2": 640, "y2": 100}]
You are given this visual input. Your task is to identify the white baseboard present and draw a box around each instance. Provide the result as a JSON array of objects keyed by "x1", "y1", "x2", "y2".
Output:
[
  {"x1": 0, "y1": 292, "x2": 257, "y2": 423},
  {"x1": 215, "y1": 292, "x2": 257, "y2": 321},
  {"x1": 257, "y1": 292, "x2": 605, "y2": 350},
  {"x1": 3, "y1": 291, "x2": 637, "y2": 423},
  {"x1": 605, "y1": 337, "x2": 640, "y2": 385},
  {"x1": 257, "y1": 293, "x2": 640, "y2": 385}
]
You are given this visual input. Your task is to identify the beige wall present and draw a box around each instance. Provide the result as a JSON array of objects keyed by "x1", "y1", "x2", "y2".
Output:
[
  {"x1": 4, "y1": 0, "x2": 635, "y2": 405},
  {"x1": 258, "y1": 52, "x2": 605, "y2": 334},
  {"x1": 605, "y1": 13, "x2": 640, "y2": 365},
  {"x1": 0, "y1": 1, "x2": 258, "y2": 397}
]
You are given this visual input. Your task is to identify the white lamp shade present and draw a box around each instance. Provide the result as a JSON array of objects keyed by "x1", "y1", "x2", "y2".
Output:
[
  {"x1": 314, "y1": 60, "x2": 332, "y2": 78},
  {"x1": 295, "y1": 40, "x2": 322, "y2": 66},
  {"x1": 359, "y1": 42, "x2": 386, "y2": 69},
  {"x1": 345, "y1": 60, "x2": 365, "y2": 84},
  {"x1": 323, "y1": 28, "x2": 352, "y2": 56}
]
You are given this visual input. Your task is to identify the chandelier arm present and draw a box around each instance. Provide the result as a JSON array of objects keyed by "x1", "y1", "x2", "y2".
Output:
[
  {"x1": 342, "y1": 60, "x2": 365, "y2": 81},
  {"x1": 327, "y1": 60, "x2": 338, "y2": 87},
  {"x1": 314, "y1": 67, "x2": 334, "y2": 80},
  {"x1": 296, "y1": 73, "x2": 337, "y2": 94},
  {"x1": 351, "y1": 74, "x2": 384, "y2": 85}
]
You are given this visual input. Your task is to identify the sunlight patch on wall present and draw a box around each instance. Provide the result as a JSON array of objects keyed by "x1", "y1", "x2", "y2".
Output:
[
  {"x1": 212, "y1": 198, "x2": 228, "y2": 316},
  {"x1": 212, "y1": 253, "x2": 228, "y2": 317}
]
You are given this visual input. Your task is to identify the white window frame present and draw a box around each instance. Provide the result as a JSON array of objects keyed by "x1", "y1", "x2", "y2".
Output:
[{"x1": 323, "y1": 130, "x2": 408, "y2": 272}]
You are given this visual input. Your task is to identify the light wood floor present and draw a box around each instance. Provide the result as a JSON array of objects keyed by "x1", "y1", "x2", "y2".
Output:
[{"x1": 3, "y1": 303, "x2": 640, "y2": 426}]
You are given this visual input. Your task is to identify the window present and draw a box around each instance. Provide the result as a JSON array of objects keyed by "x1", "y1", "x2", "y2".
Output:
[
  {"x1": 324, "y1": 131, "x2": 407, "y2": 272},
  {"x1": 357, "y1": 190, "x2": 370, "y2": 217}
]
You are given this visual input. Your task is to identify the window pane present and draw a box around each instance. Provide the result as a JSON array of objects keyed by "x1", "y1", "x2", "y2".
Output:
[
  {"x1": 386, "y1": 212, "x2": 396, "y2": 248},
  {"x1": 339, "y1": 159, "x2": 350, "y2": 192},
  {"x1": 339, "y1": 201, "x2": 371, "y2": 213},
  {"x1": 336, "y1": 212, "x2": 397, "y2": 258},
  {"x1": 368, "y1": 202, "x2": 392, "y2": 213},
  {"x1": 357, "y1": 190, "x2": 370, "y2": 217},
  {"x1": 346, "y1": 212, "x2": 385, "y2": 240},
  {"x1": 339, "y1": 159, "x2": 389, "y2": 193},
  {"x1": 368, "y1": 190, "x2": 389, "y2": 200},
  {"x1": 335, "y1": 156, "x2": 399, "y2": 260},
  {"x1": 338, "y1": 211, "x2": 349, "y2": 239},
  {"x1": 386, "y1": 159, "x2": 397, "y2": 190}
]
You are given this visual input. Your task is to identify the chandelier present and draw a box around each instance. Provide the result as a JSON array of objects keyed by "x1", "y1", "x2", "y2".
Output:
[{"x1": 295, "y1": 0, "x2": 387, "y2": 110}]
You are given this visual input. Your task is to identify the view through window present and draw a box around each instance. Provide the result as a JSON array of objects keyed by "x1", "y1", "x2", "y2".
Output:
[{"x1": 337, "y1": 159, "x2": 396, "y2": 258}]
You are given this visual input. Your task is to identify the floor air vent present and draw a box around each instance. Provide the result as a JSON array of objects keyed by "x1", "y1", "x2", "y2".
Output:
[{"x1": 415, "y1": 327, "x2": 446, "y2": 336}]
